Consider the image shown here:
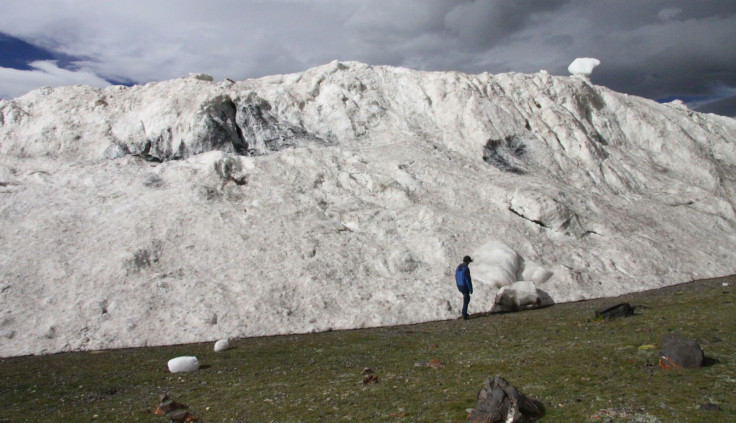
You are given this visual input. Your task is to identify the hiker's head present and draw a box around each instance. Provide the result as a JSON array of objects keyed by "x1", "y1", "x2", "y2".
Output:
[{"x1": 463, "y1": 255, "x2": 473, "y2": 264}]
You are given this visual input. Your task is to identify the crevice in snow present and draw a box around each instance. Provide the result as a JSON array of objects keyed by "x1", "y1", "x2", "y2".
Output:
[
  {"x1": 508, "y1": 206, "x2": 546, "y2": 228},
  {"x1": 667, "y1": 200, "x2": 695, "y2": 207},
  {"x1": 136, "y1": 140, "x2": 163, "y2": 163}
]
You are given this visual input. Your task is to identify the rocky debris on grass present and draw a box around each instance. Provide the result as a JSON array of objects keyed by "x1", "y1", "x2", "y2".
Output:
[
  {"x1": 659, "y1": 336, "x2": 704, "y2": 369},
  {"x1": 467, "y1": 375, "x2": 545, "y2": 423},
  {"x1": 167, "y1": 356, "x2": 200, "y2": 373},
  {"x1": 590, "y1": 407, "x2": 660, "y2": 422},
  {"x1": 414, "y1": 358, "x2": 445, "y2": 369},
  {"x1": 594, "y1": 302, "x2": 635, "y2": 320},
  {"x1": 214, "y1": 339, "x2": 230, "y2": 352},
  {"x1": 153, "y1": 394, "x2": 204, "y2": 422},
  {"x1": 360, "y1": 366, "x2": 378, "y2": 384},
  {"x1": 363, "y1": 374, "x2": 379, "y2": 385},
  {"x1": 427, "y1": 358, "x2": 444, "y2": 369},
  {"x1": 166, "y1": 409, "x2": 202, "y2": 423},
  {"x1": 154, "y1": 394, "x2": 188, "y2": 414}
]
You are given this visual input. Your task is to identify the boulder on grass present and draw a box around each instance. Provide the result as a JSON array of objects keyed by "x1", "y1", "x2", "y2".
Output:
[
  {"x1": 659, "y1": 336, "x2": 704, "y2": 369},
  {"x1": 594, "y1": 303, "x2": 635, "y2": 321},
  {"x1": 468, "y1": 375, "x2": 545, "y2": 423}
]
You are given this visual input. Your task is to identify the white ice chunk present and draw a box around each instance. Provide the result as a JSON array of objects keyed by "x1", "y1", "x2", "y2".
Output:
[
  {"x1": 167, "y1": 356, "x2": 199, "y2": 373},
  {"x1": 214, "y1": 339, "x2": 230, "y2": 352},
  {"x1": 471, "y1": 241, "x2": 521, "y2": 288},
  {"x1": 519, "y1": 263, "x2": 553, "y2": 285},
  {"x1": 568, "y1": 58, "x2": 600, "y2": 78},
  {"x1": 494, "y1": 281, "x2": 540, "y2": 310}
]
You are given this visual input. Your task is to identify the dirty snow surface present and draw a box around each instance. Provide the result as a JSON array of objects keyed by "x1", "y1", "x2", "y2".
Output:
[{"x1": 1, "y1": 61, "x2": 735, "y2": 357}]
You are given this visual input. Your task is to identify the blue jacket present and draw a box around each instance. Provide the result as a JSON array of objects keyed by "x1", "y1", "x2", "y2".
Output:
[{"x1": 455, "y1": 263, "x2": 473, "y2": 294}]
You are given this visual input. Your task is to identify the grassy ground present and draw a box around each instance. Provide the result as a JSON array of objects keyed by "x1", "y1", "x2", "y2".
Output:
[{"x1": 1, "y1": 275, "x2": 734, "y2": 422}]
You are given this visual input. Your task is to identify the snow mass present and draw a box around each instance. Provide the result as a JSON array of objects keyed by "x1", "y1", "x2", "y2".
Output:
[
  {"x1": 1, "y1": 60, "x2": 735, "y2": 357},
  {"x1": 567, "y1": 57, "x2": 601, "y2": 78}
]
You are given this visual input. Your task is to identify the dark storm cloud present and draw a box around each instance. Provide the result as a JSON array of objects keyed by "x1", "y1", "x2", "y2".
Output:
[
  {"x1": 559, "y1": 1, "x2": 736, "y2": 100},
  {"x1": 0, "y1": 0, "x2": 734, "y2": 107},
  {"x1": 443, "y1": 0, "x2": 569, "y2": 49},
  {"x1": 433, "y1": 0, "x2": 736, "y2": 101},
  {"x1": 338, "y1": 0, "x2": 736, "y2": 102}
]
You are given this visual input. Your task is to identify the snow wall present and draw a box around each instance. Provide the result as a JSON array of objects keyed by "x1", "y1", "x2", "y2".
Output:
[{"x1": 1, "y1": 60, "x2": 735, "y2": 356}]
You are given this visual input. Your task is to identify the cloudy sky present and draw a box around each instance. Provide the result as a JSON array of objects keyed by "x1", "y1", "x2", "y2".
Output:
[{"x1": 1, "y1": 0, "x2": 735, "y2": 113}]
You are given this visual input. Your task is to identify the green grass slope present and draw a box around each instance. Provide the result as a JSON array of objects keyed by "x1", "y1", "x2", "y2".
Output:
[{"x1": 1, "y1": 276, "x2": 734, "y2": 422}]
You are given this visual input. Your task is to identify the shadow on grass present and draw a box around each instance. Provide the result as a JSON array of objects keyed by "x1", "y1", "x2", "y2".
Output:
[{"x1": 702, "y1": 357, "x2": 720, "y2": 367}]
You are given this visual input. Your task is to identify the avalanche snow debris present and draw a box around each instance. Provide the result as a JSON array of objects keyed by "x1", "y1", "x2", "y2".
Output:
[
  {"x1": 492, "y1": 280, "x2": 553, "y2": 312},
  {"x1": 0, "y1": 61, "x2": 735, "y2": 356}
]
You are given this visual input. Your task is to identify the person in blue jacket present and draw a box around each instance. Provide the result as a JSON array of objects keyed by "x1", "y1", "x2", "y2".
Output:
[{"x1": 455, "y1": 255, "x2": 474, "y2": 320}]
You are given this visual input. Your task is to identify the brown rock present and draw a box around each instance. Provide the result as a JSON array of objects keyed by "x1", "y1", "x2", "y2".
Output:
[
  {"x1": 363, "y1": 374, "x2": 379, "y2": 384},
  {"x1": 155, "y1": 394, "x2": 188, "y2": 415}
]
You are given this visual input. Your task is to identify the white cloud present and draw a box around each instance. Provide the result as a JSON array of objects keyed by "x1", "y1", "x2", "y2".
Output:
[
  {"x1": 0, "y1": 61, "x2": 110, "y2": 99},
  {"x1": 0, "y1": 0, "x2": 354, "y2": 84}
]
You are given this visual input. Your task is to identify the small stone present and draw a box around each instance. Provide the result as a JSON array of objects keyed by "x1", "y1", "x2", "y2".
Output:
[
  {"x1": 154, "y1": 393, "x2": 188, "y2": 415},
  {"x1": 427, "y1": 359, "x2": 444, "y2": 369},
  {"x1": 700, "y1": 403, "x2": 721, "y2": 411},
  {"x1": 363, "y1": 375, "x2": 378, "y2": 384}
]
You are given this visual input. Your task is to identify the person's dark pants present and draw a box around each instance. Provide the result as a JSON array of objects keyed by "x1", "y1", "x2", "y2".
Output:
[{"x1": 460, "y1": 289, "x2": 470, "y2": 318}]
